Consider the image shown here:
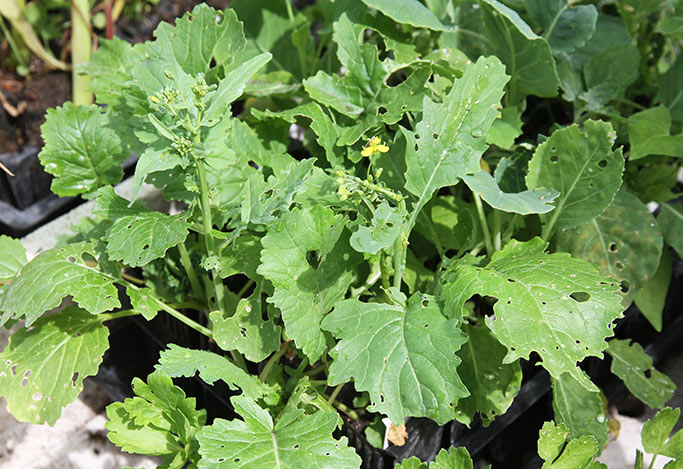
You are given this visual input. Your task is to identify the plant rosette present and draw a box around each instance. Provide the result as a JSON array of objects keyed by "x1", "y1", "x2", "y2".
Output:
[{"x1": 1, "y1": 1, "x2": 682, "y2": 467}]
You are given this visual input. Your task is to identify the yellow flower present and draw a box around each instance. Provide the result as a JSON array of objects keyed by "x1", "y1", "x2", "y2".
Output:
[{"x1": 361, "y1": 136, "x2": 390, "y2": 157}]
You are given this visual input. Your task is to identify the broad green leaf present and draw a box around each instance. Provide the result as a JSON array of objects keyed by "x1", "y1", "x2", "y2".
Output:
[
  {"x1": 462, "y1": 170, "x2": 559, "y2": 215},
  {"x1": 642, "y1": 407, "x2": 683, "y2": 457},
  {"x1": 551, "y1": 372, "x2": 608, "y2": 449},
  {"x1": 657, "y1": 55, "x2": 683, "y2": 122},
  {"x1": 360, "y1": 0, "x2": 448, "y2": 31},
  {"x1": 569, "y1": 16, "x2": 633, "y2": 69},
  {"x1": 659, "y1": 203, "x2": 683, "y2": 258},
  {"x1": 555, "y1": 189, "x2": 663, "y2": 304},
  {"x1": 0, "y1": 307, "x2": 109, "y2": 425},
  {"x1": 106, "y1": 372, "x2": 206, "y2": 466},
  {"x1": 39, "y1": 103, "x2": 127, "y2": 197},
  {"x1": 628, "y1": 106, "x2": 683, "y2": 160},
  {"x1": 582, "y1": 43, "x2": 640, "y2": 107},
  {"x1": 129, "y1": 147, "x2": 189, "y2": 204},
  {"x1": 606, "y1": 339, "x2": 675, "y2": 409},
  {"x1": 395, "y1": 447, "x2": 474, "y2": 469},
  {"x1": 658, "y1": 16, "x2": 683, "y2": 35},
  {"x1": 257, "y1": 206, "x2": 357, "y2": 362},
  {"x1": 455, "y1": 322, "x2": 522, "y2": 426},
  {"x1": 126, "y1": 285, "x2": 160, "y2": 321},
  {"x1": 0, "y1": 243, "x2": 120, "y2": 326},
  {"x1": 303, "y1": 71, "x2": 366, "y2": 118},
  {"x1": 94, "y1": 187, "x2": 189, "y2": 267},
  {"x1": 486, "y1": 106, "x2": 523, "y2": 150},
  {"x1": 218, "y1": 234, "x2": 262, "y2": 280},
  {"x1": 481, "y1": 0, "x2": 559, "y2": 101},
  {"x1": 526, "y1": 120, "x2": 624, "y2": 235},
  {"x1": 156, "y1": 344, "x2": 276, "y2": 403},
  {"x1": 538, "y1": 421, "x2": 599, "y2": 469},
  {"x1": 524, "y1": 0, "x2": 598, "y2": 54},
  {"x1": 415, "y1": 196, "x2": 480, "y2": 254},
  {"x1": 0, "y1": 236, "x2": 26, "y2": 282},
  {"x1": 210, "y1": 292, "x2": 281, "y2": 363},
  {"x1": 626, "y1": 163, "x2": 679, "y2": 204},
  {"x1": 350, "y1": 202, "x2": 402, "y2": 254},
  {"x1": 403, "y1": 56, "x2": 509, "y2": 203},
  {"x1": 321, "y1": 293, "x2": 469, "y2": 424},
  {"x1": 634, "y1": 249, "x2": 672, "y2": 331},
  {"x1": 443, "y1": 238, "x2": 622, "y2": 389},
  {"x1": 197, "y1": 395, "x2": 361, "y2": 468}
]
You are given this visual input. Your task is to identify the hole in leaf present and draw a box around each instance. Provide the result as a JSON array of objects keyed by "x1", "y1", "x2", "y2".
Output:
[
  {"x1": 378, "y1": 106, "x2": 388, "y2": 115},
  {"x1": 10, "y1": 364, "x2": 17, "y2": 376},
  {"x1": 379, "y1": 394, "x2": 385, "y2": 403},
  {"x1": 550, "y1": 155, "x2": 558, "y2": 163},
  {"x1": 415, "y1": 133, "x2": 421, "y2": 140},
  {"x1": 421, "y1": 297, "x2": 429, "y2": 307},
  {"x1": 644, "y1": 369, "x2": 652, "y2": 378},
  {"x1": 248, "y1": 160, "x2": 259, "y2": 170},
  {"x1": 72, "y1": 372, "x2": 79, "y2": 387},
  {"x1": 293, "y1": 444, "x2": 300, "y2": 449},
  {"x1": 608, "y1": 243, "x2": 618, "y2": 252},
  {"x1": 620, "y1": 280, "x2": 630, "y2": 294},
  {"x1": 597, "y1": 159, "x2": 607, "y2": 168},
  {"x1": 306, "y1": 250, "x2": 321, "y2": 270},
  {"x1": 569, "y1": 291, "x2": 591, "y2": 302},
  {"x1": 432, "y1": 132, "x2": 439, "y2": 140},
  {"x1": 589, "y1": 183, "x2": 594, "y2": 188},
  {"x1": 506, "y1": 278, "x2": 515, "y2": 283},
  {"x1": 615, "y1": 261, "x2": 624, "y2": 270},
  {"x1": 81, "y1": 252, "x2": 98, "y2": 267},
  {"x1": 33, "y1": 392, "x2": 42, "y2": 401},
  {"x1": 234, "y1": 458, "x2": 240, "y2": 463},
  {"x1": 67, "y1": 255, "x2": 77, "y2": 263},
  {"x1": 414, "y1": 143, "x2": 419, "y2": 152}
]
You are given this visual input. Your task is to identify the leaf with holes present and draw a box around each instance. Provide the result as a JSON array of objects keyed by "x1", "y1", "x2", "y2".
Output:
[
  {"x1": 443, "y1": 237, "x2": 622, "y2": 390},
  {"x1": 555, "y1": 189, "x2": 662, "y2": 304},
  {"x1": 526, "y1": 120, "x2": 625, "y2": 236},
  {"x1": 94, "y1": 187, "x2": 189, "y2": 267},
  {"x1": 321, "y1": 293, "x2": 469, "y2": 424},
  {"x1": 257, "y1": 205, "x2": 357, "y2": 362},
  {"x1": 606, "y1": 339, "x2": 675, "y2": 409},
  {"x1": 155, "y1": 344, "x2": 278, "y2": 404},
  {"x1": 0, "y1": 243, "x2": 120, "y2": 326},
  {"x1": 38, "y1": 103, "x2": 128, "y2": 197},
  {"x1": 0, "y1": 307, "x2": 109, "y2": 425},
  {"x1": 537, "y1": 421, "x2": 600, "y2": 469},
  {"x1": 197, "y1": 394, "x2": 361, "y2": 468},
  {"x1": 350, "y1": 202, "x2": 403, "y2": 254},
  {"x1": 455, "y1": 321, "x2": 522, "y2": 427},
  {"x1": 210, "y1": 292, "x2": 281, "y2": 363},
  {"x1": 0, "y1": 235, "x2": 26, "y2": 282},
  {"x1": 551, "y1": 372, "x2": 608, "y2": 449},
  {"x1": 403, "y1": 56, "x2": 509, "y2": 206},
  {"x1": 105, "y1": 372, "x2": 206, "y2": 466}
]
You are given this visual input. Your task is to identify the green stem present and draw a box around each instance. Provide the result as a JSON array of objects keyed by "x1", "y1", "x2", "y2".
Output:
[
  {"x1": 492, "y1": 210, "x2": 502, "y2": 252},
  {"x1": 327, "y1": 383, "x2": 344, "y2": 405},
  {"x1": 195, "y1": 157, "x2": 225, "y2": 312},
  {"x1": 154, "y1": 298, "x2": 212, "y2": 337},
  {"x1": 0, "y1": 17, "x2": 29, "y2": 72},
  {"x1": 302, "y1": 364, "x2": 328, "y2": 377},
  {"x1": 98, "y1": 309, "x2": 139, "y2": 322},
  {"x1": 351, "y1": 262, "x2": 382, "y2": 297},
  {"x1": 259, "y1": 346, "x2": 287, "y2": 382},
  {"x1": 330, "y1": 399, "x2": 359, "y2": 421},
  {"x1": 177, "y1": 241, "x2": 204, "y2": 302},
  {"x1": 70, "y1": 0, "x2": 93, "y2": 105},
  {"x1": 237, "y1": 278, "x2": 256, "y2": 298},
  {"x1": 392, "y1": 199, "x2": 408, "y2": 290},
  {"x1": 649, "y1": 454, "x2": 657, "y2": 469},
  {"x1": 473, "y1": 192, "x2": 493, "y2": 257},
  {"x1": 230, "y1": 351, "x2": 248, "y2": 372}
]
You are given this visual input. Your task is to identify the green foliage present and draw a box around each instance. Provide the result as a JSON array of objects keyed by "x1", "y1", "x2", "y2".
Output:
[{"x1": 1, "y1": 1, "x2": 680, "y2": 465}]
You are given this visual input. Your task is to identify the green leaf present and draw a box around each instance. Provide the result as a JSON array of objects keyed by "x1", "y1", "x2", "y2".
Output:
[
  {"x1": 210, "y1": 291, "x2": 281, "y2": 363},
  {"x1": 658, "y1": 203, "x2": 683, "y2": 258},
  {"x1": 0, "y1": 236, "x2": 26, "y2": 282},
  {"x1": 634, "y1": 249, "x2": 672, "y2": 331},
  {"x1": 443, "y1": 238, "x2": 622, "y2": 389},
  {"x1": 395, "y1": 447, "x2": 474, "y2": 469},
  {"x1": 1, "y1": 243, "x2": 120, "y2": 326},
  {"x1": 415, "y1": 196, "x2": 480, "y2": 254},
  {"x1": 481, "y1": 0, "x2": 559, "y2": 101},
  {"x1": 606, "y1": 339, "x2": 675, "y2": 409},
  {"x1": 303, "y1": 71, "x2": 366, "y2": 118},
  {"x1": 625, "y1": 163, "x2": 679, "y2": 204},
  {"x1": 524, "y1": 1, "x2": 598, "y2": 54},
  {"x1": 551, "y1": 372, "x2": 608, "y2": 449},
  {"x1": 322, "y1": 293, "x2": 469, "y2": 424},
  {"x1": 486, "y1": 106, "x2": 523, "y2": 150},
  {"x1": 0, "y1": 307, "x2": 109, "y2": 425},
  {"x1": 403, "y1": 56, "x2": 509, "y2": 202},
  {"x1": 657, "y1": 54, "x2": 683, "y2": 122},
  {"x1": 350, "y1": 202, "x2": 403, "y2": 254},
  {"x1": 106, "y1": 372, "x2": 206, "y2": 466},
  {"x1": 455, "y1": 321, "x2": 522, "y2": 426},
  {"x1": 218, "y1": 234, "x2": 262, "y2": 280},
  {"x1": 582, "y1": 43, "x2": 640, "y2": 107},
  {"x1": 554, "y1": 189, "x2": 663, "y2": 304},
  {"x1": 39, "y1": 103, "x2": 127, "y2": 197},
  {"x1": 537, "y1": 421, "x2": 599, "y2": 469},
  {"x1": 360, "y1": 0, "x2": 448, "y2": 31},
  {"x1": 94, "y1": 187, "x2": 190, "y2": 267},
  {"x1": 462, "y1": 170, "x2": 559, "y2": 215},
  {"x1": 257, "y1": 206, "x2": 357, "y2": 362},
  {"x1": 628, "y1": 106, "x2": 683, "y2": 160},
  {"x1": 197, "y1": 394, "x2": 361, "y2": 468},
  {"x1": 126, "y1": 285, "x2": 161, "y2": 321},
  {"x1": 526, "y1": 120, "x2": 624, "y2": 235},
  {"x1": 156, "y1": 344, "x2": 277, "y2": 403},
  {"x1": 642, "y1": 407, "x2": 683, "y2": 458}
]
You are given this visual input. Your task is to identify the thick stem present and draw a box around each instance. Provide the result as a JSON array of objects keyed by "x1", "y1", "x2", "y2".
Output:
[
  {"x1": 473, "y1": 192, "x2": 493, "y2": 257},
  {"x1": 327, "y1": 383, "x2": 345, "y2": 405},
  {"x1": 70, "y1": 0, "x2": 93, "y2": 105},
  {"x1": 195, "y1": 157, "x2": 225, "y2": 312},
  {"x1": 155, "y1": 298, "x2": 212, "y2": 337},
  {"x1": 177, "y1": 241, "x2": 204, "y2": 302},
  {"x1": 98, "y1": 309, "x2": 139, "y2": 322},
  {"x1": 259, "y1": 346, "x2": 287, "y2": 382}
]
